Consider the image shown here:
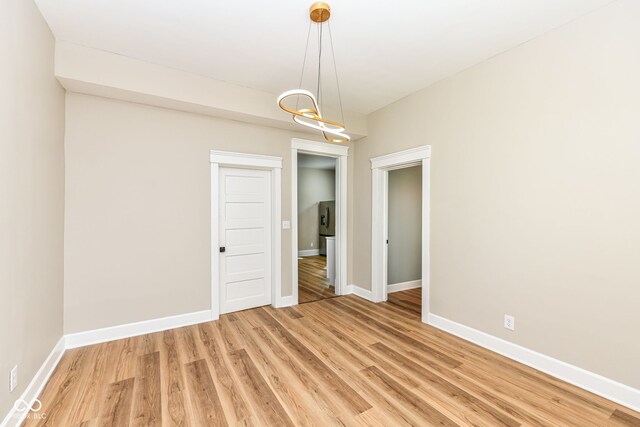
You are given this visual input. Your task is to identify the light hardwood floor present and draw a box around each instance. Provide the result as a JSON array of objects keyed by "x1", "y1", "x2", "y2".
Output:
[
  {"x1": 387, "y1": 287, "x2": 422, "y2": 316},
  {"x1": 298, "y1": 255, "x2": 336, "y2": 304},
  {"x1": 23, "y1": 291, "x2": 639, "y2": 426}
]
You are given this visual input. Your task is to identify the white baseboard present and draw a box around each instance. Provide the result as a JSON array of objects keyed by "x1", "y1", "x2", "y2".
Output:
[
  {"x1": 1, "y1": 336, "x2": 66, "y2": 427},
  {"x1": 298, "y1": 249, "x2": 320, "y2": 257},
  {"x1": 5, "y1": 306, "x2": 637, "y2": 425},
  {"x1": 345, "y1": 284, "x2": 374, "y2": 302},
  {"x1": 428, "y1": 313, "x2": 640, "y2": 413},
  {"x1": 65, "y1": 310, "x2": 212, "y2": 349},
  {"x1": 388, "y1": 280, "x2": 422, "y2": 293},
  {"x1": 275, "y1": 295, "x2": 295, "y2": 308}
]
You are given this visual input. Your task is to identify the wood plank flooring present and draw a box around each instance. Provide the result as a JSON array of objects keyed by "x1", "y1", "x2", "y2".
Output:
[
  {"x1": 23, "y1": 291, "x2": 640, "y2": 426},
  {"x1": 387, "y1": 287, "x2": 422, "y2": 316},
  {"x1": 298, "y1": 255, "x2": 336, "y2": 304}
]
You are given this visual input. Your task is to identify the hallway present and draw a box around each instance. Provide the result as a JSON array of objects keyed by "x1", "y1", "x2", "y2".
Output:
[{"x1": 298, "y1": 256, "x2": 337, "y2": 303}]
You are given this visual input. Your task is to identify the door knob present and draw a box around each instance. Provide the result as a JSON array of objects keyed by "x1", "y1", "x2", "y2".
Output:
[{"x1": 220, "y1": 247, "x2": 226, "y2": 253}]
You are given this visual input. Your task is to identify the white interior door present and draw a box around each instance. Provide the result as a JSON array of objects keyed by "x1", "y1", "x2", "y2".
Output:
[{"x1": 219, "y1": 167, "x2": 272, "y2": 314}]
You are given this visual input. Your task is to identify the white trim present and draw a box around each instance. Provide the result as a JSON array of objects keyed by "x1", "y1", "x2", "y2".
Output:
[
  {"x1": 291, "y1": 138, "x2": 349, "y2": 157},
  {"x1": 336, "y1": 154, "x2": 348, "y2": 295},
  {"x1": 298, "y1": 249, "x2": 320, "y2": 257},
  {"x1": 291, "y1": 138, "x2": 349, "y2": 306},
  {"x1": 421, "y1": 157, "x2": 431, "y2": 324},
  {"x1": 345, "y1": 284, "x2": 374, "y2": 302},
  {"x1": 272, "y1": 167, "x2": 283, "y2": 308},
  {"x1": 370, "y1": 146, "x2": 431, "y2": 324},
  {"x1": 428, "y1": 313, "x2": 640, "y2": 413},
  {"x1": 275, "y1": 295, "x2": 295, "y2": 308},
  {"x1": 291, "y1": 149, "x2": 299, "y2": 305},
  {"x1": 210, "y1": 150, "x2": 283, "y2": 319},
  {"x1": 5, "y1": 308, "x2": 635, "y2": 426},
  {"x1": 210, "y1": 162, "x2": 220, "y2": 320},
  {"x1": 370, "y1": 146, "x2": 431, "y2": 170},
  {"x1": 1, "y1": 337, "x2": 66, "y2": 427},
  {"x1": 210, "y1": 151, "x2": 283, "y2": 169},
  {"x1": 388, "y1": 280, "x2": 422, "y2": 293},
  {"x1": 65, "y1": 310, "x2": 212, "y2": 349}
]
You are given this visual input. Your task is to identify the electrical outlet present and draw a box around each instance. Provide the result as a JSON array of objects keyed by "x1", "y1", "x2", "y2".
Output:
[
  {"x1": 504, "y1": 315, "x2": 515, "y2": 331},
  {"x1": 10, "y1": 366, "x2": 17, "y2": 392},
  {"x1": 310, "y1": 242, "x2": 314, "y2": 247}
]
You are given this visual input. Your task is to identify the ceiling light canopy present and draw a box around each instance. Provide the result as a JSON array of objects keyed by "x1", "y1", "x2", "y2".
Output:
[{"x1": 277, "y1": 2, "x2": 350, "y2": 143}]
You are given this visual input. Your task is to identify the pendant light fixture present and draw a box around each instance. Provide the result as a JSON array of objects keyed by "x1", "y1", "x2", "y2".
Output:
[{"x1": 277, "y1": 2, "x2": 350, "y2": 143}]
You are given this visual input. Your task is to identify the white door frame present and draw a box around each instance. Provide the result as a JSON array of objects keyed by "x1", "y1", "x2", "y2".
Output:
[
  {"x1": 210, "y1": 150, "x2": 282, "y2": 321},
  {"x1": 291, "y1": 138, "x2": 349, "y2": 304},
  {"x1": 370, "y1": 146, "x2": 431, "y2": 323}
]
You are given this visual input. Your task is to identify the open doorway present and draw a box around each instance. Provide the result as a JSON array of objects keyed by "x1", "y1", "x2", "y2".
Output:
[
  {"x1": 370, "y1": 146, "x2": 431, "y2": 323},
  {"x1": 297, "y1": 153, "x2": 337, "y2": 303},
  {"x1": 291, "y1": 138, "x2": 348, "y2": 306},
  {"x1": 387, "y1": 165, "x2": 422, "y2": 315}
]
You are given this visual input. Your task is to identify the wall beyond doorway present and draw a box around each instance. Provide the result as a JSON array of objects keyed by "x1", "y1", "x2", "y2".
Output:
[
  {"x1": 297, "y1": 160, "x2": 336, "y2": 254},
  {"x1": 388, "y1": 166, "x2": 422, "y2": 286}
]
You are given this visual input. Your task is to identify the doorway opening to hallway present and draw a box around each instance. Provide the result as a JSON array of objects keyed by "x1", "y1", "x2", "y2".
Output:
[
  {"x1": 297, "y1": 153, "x2": 338, "y2": 303},
  {"x1": 386, "y1": 165, "x2": 423, "y2": 315}
]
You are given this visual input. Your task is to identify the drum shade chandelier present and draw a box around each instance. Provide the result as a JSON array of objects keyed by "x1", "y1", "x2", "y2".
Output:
[{"x1": 277, "y1": 2, "x2": 350, "y2": 143}]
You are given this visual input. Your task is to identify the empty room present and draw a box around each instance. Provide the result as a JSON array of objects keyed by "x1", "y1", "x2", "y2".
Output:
[{"x1": 2, "y1": 0, "x2": 639, "y2": 426}]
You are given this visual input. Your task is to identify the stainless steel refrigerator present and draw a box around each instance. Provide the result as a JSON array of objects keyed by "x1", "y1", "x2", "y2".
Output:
[{"x1": 318, "y1": 200, "x2": 335, "y2": 255}]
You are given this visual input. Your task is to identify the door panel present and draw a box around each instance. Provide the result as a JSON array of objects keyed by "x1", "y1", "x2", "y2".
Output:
[
  {"x1": 225, "y1": 175, "x2": 265, "y2": 194},
  {"x1": 226, "y1": 228, "x2": 265, "y2": 246},
  {"x1": 220, "y1": 167, "x2": 271, "y2": 314},
  {"x1": 227, "y1": 253, "x2": 264, "y2": 273},
  {"x1": 226, "y1": 278, "x2": 266, "y2": 300}
]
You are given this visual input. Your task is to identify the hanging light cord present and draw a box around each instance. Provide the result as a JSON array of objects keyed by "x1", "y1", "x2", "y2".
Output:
[
  {"x1": 276, "y1": 3, "x2": 350, "y2": 143},
  {"x1": 317, "y1": 22, "x2": 323, "y2": 113},
  {"x1": 328, "y1": 20, "x2": 345, "y2": 126},
  {"x1": 296, "y1": 21, "x2": 313, "y2": 112}
]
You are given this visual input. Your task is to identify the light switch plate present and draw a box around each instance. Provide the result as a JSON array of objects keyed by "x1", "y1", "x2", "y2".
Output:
[{"x1": 282, "y1": 220, "x2": 290, "y2": 229}]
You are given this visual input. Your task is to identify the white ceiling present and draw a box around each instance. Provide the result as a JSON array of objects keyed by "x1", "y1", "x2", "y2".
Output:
[
  {"x1": 298, "y1": 154, "x2": 336, "y2": 170},
  {"x1": 35, "y1": 0, "x2": 612, "y2": 114}
]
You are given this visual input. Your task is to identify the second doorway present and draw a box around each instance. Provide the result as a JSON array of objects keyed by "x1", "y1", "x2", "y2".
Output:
[{"x1": 297, "y1": 153, "x2": 337, "y2": 303}]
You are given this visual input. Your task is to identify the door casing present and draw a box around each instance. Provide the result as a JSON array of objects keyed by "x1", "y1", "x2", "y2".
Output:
[
  {"x1": 210, "y1": 151, "x2": 282, "y2": 321},
  {"x1": 370, "y1": 146, "x2": 431, "y2": 324},
  {"x1": 291, "y1": 138, "x2": 349, "y2": 305}
]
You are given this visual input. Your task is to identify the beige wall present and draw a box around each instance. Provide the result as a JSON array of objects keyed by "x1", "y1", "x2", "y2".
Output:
[
  {"x1": 4, "y1": 0, "x2": 635, "y2": 412},
  {"x1": 0, "y1": 0, "x2": 65, "y2": 418},
  {"x1": 388, "y1": 166, "x2": 422, "y2": 285},
  {"x1": 297, "y1": 167, "x2": 336, "y2": 252},
  {"x1": 354, "y1": 0, "x2": 640, "y2": 388},
  {"x1": 64, "y1": 93, "x2": 354, "y2": 333}
]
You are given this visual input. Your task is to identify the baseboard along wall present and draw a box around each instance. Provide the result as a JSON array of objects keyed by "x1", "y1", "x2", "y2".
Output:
[
  {"x1": 346, "y1": 284, "x2": 375, "y2": 301},
  {"x1": 388, "y1": 279, "x2": 422, "y2": 293},
  {"x1": 427, "y1": 313, "x2": 640, "y2": 412},
  {"x1": 1, "y1": 337, "x2": 65, "y2": 427},
  {"x1": 3, "y1": 296, "x2": 639, "y2": 426},
  {"x1": 298, "y1": 249, "x2": 320, "y2": 257},
  {"x1": 65, "y1": 309, "x2": 212, "y2": 349}
]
